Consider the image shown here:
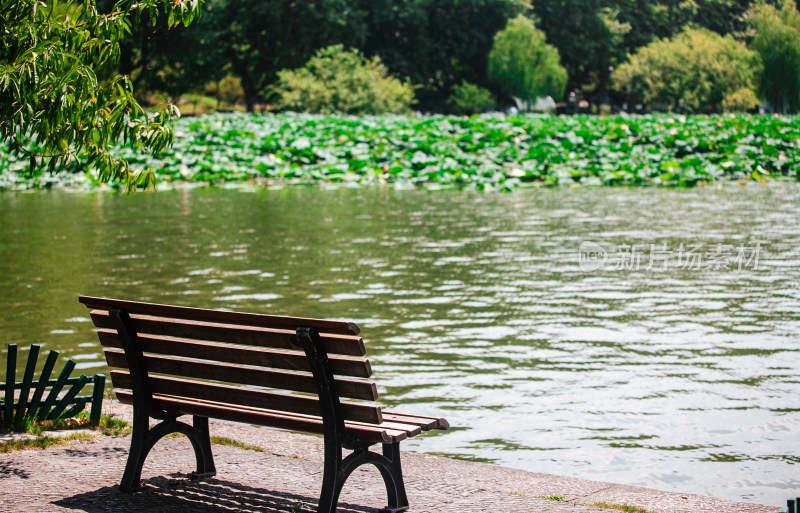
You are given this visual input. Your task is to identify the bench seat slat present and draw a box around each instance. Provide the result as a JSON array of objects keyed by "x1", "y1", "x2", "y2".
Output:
[
  {"x1": 114, "y1": 391, "x2": 406, "y2": 444},
  {"x1": 382, "y1": 411, "x2": 451, "y2": 431},
  {"x1": 110, "y1": 371, "x2": 382, "y2": 424},
  {"x1": 104, "y1": 350, "x2": 378, "y2": 401},
  {"x1": 90, "y1": 311, "x2": 366, "y2": 357},
  {"x1": 80, "y1": 296, "x2": 360, "y2": 336},
  {"x1": 98, "y1": 330, "x2": 371, "y2": 378}
]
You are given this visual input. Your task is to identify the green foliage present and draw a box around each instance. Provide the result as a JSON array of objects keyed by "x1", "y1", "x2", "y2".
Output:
[
  {"x1": 588, "y1": 502, "x2": 657, "y2": 513},
  {"x1": 611, "y1": 27, "x2": 761, "y2": 113},
  {"x1": 0, "y1": 0, "x2": 202, "y2": 190},
  {"x1": 271, "y1": 45, "x2": 415, "y2": 115},
  {"x1": 448, "y1": 81, "x2": 495, "y2": 114},
  {"x1": 358, "y1": 0, "x2": 530, "y2": 110},
  {"x1": 535, "y1": 495, "x2": 566, "y2": 501},
  {"x1": 38, "y1": 0, "x2": 774, "y2": 114},
  {"x1": 209, "y1": 75, "x2": 246, "y2": 106},
  {"x1": 530, "y1": 0, "x2": 756, "y2": 103},
  {"x1": 209, "y1": 436, "x2": 265, "y2": 452},
  {"x1": 487, "y1": 16, "x2": 568, "y2": 106},
  {"x1": 0, "y1": 431, "x2": 93, "y2": 453},
  {"x1": 180, "y1": 94, "x2": 237, "y2": 116},
  {"x1": 206, "y1": 0, "x2": 366, "y2": 112},
  {"x1": 6, "y1": 112, "x2": 797, "y2": 191},
  {"x1": 749, "y1": 0, "x2": 800, "y2": 113},
  {"x1": 530, "y1": 0, "x2": 610, "y2": 99}
]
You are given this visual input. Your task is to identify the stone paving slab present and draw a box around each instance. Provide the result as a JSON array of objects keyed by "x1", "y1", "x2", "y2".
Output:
[{"x1": 0, "y1": 403, "x2": 780, "y2": 513}]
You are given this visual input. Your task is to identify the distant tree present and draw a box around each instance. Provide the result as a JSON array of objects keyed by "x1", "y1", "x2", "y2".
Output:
[
  {"x1": 611, "y1": 27, "x2": 761, "y2": 112},
  {"x1": 96, "y1": 0, "x2": 224, "y2": 101},
  {"x1": 271, "y1": 45, "x2": 415, "y2": 114},
  {"x1": 0, "y1": 0, "x2": 202, "y2": 189},
  {"x1": 205, "y1": 0, "x2": 366, "y2": 112},
  {"x1": 358, "y1": 0, "x2": 528, "y2": 111},
  {"x1": 487, "y1": 15, "x2": 567, "y2": 109},
  {"x1": 749, "y1": 0, "x2": 800, "y2": 113},
  {"x1": 531, "y1": 0, "x2": 756, "y2": 103},
  {"x1": 530, "y1": 0, "x2": 610, "y2": 101},
  {"x1": 692, "y1": 0, "x2": 755, "y2": 36}
]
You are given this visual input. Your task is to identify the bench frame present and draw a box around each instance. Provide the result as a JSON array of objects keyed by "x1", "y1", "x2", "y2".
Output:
[{"x1": 100, "y1": 301, "x2": 437, "y2": 513}]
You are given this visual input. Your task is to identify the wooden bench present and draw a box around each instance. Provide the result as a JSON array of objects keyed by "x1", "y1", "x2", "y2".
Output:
[{"x1": 79, "y1": 295, "x2": 449, "y2": 513}]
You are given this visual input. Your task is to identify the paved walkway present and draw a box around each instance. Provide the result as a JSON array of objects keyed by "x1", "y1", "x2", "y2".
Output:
[{"x1": 0, "y1": 403, "x2": 779, "y2": 513}]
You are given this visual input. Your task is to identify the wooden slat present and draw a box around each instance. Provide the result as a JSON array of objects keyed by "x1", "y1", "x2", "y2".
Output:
[
  {"x1": 90, "y1": 311, "x2": 366, "y2": 357},
  {"x1": 98, "y1": 330, "x2": 371, "y2": 378},
  {"x1": 348, "y1": 419, "x2": 421, "y2": 437},
  {"x1": 114, "y1": 391, "x2": 405, "y2": 444},
  {"x1": 382, "y1": 411, "x2": 451, "y2": 431},
  {"x1": 110, "y1": 371, "x2": 382, "y2": 424},
  {"x1": 104, "y1": 350, "x2": 378, "y2": 401},
  {"x1": 79, "y1": 295, "x2": 360, "y2": 336}
]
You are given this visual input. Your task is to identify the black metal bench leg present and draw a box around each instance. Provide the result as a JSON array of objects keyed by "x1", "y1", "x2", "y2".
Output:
[
  {"x1": 189, "y1": 416, "x2": 216, "y2": 479},
  {"x1": 317, "y1": 435, "x2": 345, "y2": 513},
  {"x1": 377, "y1": 442, "x2": 409, "y2": 513},
  {"x1": 120, "y1": 413, "x2": 217, "y2": 492},
  {"x1": 324, "y1": 444, "x2": 409, "y2": 513},
  {"x1": 120, "y1": 405, "x2": 150, "y2": 492}
]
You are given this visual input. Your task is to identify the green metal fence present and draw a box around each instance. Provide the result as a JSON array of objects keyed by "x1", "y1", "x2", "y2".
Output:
[{"x1": 0, "y1": 344, "x2": 105, "y2": 431}]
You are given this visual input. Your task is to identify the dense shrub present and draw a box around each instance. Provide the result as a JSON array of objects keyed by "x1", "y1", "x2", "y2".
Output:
[
  {"x1": 611, "y1": 28, "x2": 761, "y2": 113},
  {"x1": 448, "y1": 81, "x2": 495, "y2": 114},
  {"x1": 271, "y1": 45, "x2": 415, "y2": 114}
]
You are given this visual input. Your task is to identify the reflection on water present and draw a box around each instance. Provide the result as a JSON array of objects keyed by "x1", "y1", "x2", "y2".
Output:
[{"x1": 1, "y1": 183, "x2": 799, "y2": 504}]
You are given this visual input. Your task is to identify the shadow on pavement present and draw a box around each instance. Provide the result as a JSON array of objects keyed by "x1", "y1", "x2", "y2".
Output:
[
  {"x1": 0, "y1": 461, "x2": 31, "y2": 480},
  {"x1": 53, "y1": 475, "x2": 379, "y2": 513}
]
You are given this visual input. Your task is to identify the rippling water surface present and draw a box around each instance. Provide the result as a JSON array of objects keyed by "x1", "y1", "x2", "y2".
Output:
[{"x1": 1, "y1": 184, "x2": 798, "y2": 504}]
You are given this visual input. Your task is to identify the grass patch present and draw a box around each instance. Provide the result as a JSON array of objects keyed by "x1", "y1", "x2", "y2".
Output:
[
  {"x1": 166, "y1": 433, "x2": 267, "y2": 453},
  {"x1": 0, "y1": 414, "x2": 130, "y2": 453},
  {"x1": 96, "y1": 416, "x2": 131, "y2": 437},
  {"x1": 289, "y1": 501, "x2": 311, "y2": 512},
  {"x1": 0, "y1": 412, "x2": 128, "y2": 436},
  {"x1": 0, "y1": 432, "x2": 94, "y2": 453},
  {"x1": 210, "y1": 436, "x2": 265, "y2": 453},
  {"x1": 535, "y1": 495, "x2": 566, "y2": 501},
  {"x1": 513, "y1": 493, "x2": 657, "y2": 512},
  {"x1": 0, "y1": 415, "x2": 90, "y2": 435},
  {"x1": 588, "y1": 502, "x2": 657, "y2": 513}
]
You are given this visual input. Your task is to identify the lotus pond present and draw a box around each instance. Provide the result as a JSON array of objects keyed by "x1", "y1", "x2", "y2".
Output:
[
  {"x1": 1, "y1": 183, "x2": 798, "y2": 505},
  {"x1": 1, "y1": 113, "x2": 799, "y2": 191}
]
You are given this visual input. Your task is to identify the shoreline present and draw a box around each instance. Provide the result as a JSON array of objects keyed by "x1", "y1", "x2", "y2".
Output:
[{"x1": 0, "y1": 402, "x2": 780, "y2": 513}]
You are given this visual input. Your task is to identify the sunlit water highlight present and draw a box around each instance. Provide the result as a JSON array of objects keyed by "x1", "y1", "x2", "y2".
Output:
[{"x1": 1, "y1": 183, "x2": 798, "y2": 505}]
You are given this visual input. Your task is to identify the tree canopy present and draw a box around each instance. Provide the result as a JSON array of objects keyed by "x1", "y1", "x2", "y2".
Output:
[
  {"x1": 0, "y1": 0, "x2": 203, "y2": 190},
  {"x1": 271, "y1": 45, "x2": 415, "y2": 115},
  {"x1": 611, "y1": 27, "x2": 761, "y2": 112},
  {"x1": 487, "y1": 15, "x2": 567, "y2": 108},
  {"x1": 749, "y1": 0, "x2": 800, "y2": 113}
]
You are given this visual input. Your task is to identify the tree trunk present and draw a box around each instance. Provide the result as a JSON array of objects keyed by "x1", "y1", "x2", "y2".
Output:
[
  {"x1": 242, "y1": 77, "x2": 257, "y2": 113},
  {"x1": 231, "y1": 54, "x2": 257, "y2": 113}
]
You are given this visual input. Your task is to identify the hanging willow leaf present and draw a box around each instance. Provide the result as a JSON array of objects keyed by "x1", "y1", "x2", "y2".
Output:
[{"x1": 0, "y1": 0, "x2": 204, "y2": 191}]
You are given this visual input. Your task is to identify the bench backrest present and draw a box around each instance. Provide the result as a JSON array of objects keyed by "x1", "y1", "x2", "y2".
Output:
[{"x1": 79, "y1": 296, "x2": 383, "y2": 424}]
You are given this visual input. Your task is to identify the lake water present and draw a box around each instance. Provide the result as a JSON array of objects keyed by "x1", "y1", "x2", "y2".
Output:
[{"x1": 1, "y1": 183, "x2": 798, "y2": 505}]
